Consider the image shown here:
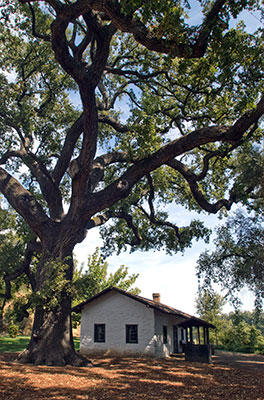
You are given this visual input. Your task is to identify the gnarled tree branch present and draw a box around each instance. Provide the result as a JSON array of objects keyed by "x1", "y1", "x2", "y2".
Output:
[
  {"x1": 52, "y1": 113, "x2": 84, "y2": 184},
  {"x1": 1, "y1": 239, "x2": 40, "y2": 300},
  {"x1": 86, "y1": 208, "x2": 142, "y2": 246},
  {"x1": 98, "y1": 114, "x2": 129, "y2": 133},
  {"x1": 0, "y1": 168, "x2": 54, "y2": 241},
  {"x1": 166, "y1": 158, "x2": 236, "y2": 213},
  {"x1": 28, "y1": 3, "x2": 51, "y2": 41},
  {"x1": 83, "y1": 96, "x2": 264, "y2": 218}
]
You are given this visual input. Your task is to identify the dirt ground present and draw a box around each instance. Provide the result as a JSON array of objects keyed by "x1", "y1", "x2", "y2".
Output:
[{"x1": 0, "y1": 351, "x2": 263, "y2": 400}]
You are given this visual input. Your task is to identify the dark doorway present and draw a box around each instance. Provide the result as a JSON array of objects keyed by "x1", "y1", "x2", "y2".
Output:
[{"x1": 173, "y1": 326, "x2": 179, "y2": 353}]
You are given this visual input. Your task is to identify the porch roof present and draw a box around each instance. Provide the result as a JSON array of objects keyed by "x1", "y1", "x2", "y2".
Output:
[{"x1": 178, "y1": 317, "x2": 215, "y2": 329}]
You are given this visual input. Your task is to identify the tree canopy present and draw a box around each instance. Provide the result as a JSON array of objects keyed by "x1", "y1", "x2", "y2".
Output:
[
  {"x1": 0, "y1": 0, "x2": 264, "y2": 365},
  {"x1": 197, "y1": 209, "x2": 264, "y2": 308}
]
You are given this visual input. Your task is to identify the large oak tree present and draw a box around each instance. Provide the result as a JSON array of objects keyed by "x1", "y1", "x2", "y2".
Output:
[{"x1": 0, "y1": 0, "x2": 264, "y2": 365}]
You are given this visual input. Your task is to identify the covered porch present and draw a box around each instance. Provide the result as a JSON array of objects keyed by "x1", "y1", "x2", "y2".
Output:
[{"x1": 178, "y1": 318, "x2": 215, "y2": 363}]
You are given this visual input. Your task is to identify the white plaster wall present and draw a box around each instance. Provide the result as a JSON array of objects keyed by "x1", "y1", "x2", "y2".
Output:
[
  {"x1": 80, "y1": 291, "x2": 156, "y2": 356},
  {"x1": 154, "y1": 310, "x2": 186, "y2": 357}
]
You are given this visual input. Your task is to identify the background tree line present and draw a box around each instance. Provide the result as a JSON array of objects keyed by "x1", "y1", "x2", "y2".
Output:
[{"x1": 196, "y1": 289, "x2": 264, "y2": 355}]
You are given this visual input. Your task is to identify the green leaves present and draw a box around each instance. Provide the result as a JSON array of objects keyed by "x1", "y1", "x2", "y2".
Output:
[
  {"x1": 220, "y1": 311, "x2": 264, "y2": 354},
  {"x1": 0, "y1": 5, "x2": 79, "y2": 179},
  {"x1": 72, "y1": 248, "x2": 139, "y2": 306},
  {"x1": 197, "y1": 209, "x2": 264, "y2": 308},
  {"x1": 196, "y1": 289, "x2": 264, "y2": 353},
  {"x1": 30, "y1": 258, "x2": 73, "y2": 311},
  {"x1": 0, "y1": 1, "x2": 264, "y2": 327},
  {"x1": 0, "y1": 202, "x2": 28, "y2": 288}
]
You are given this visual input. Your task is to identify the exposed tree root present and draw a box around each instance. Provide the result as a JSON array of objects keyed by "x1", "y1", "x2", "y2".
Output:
[{"x1": 16, "y1": 346, "x2": 93, "y2": 367}]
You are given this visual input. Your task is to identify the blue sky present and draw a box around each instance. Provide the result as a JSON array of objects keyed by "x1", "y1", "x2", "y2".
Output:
[{"x1": 187, "y1": 0, "x2": 263, "y2": 31}]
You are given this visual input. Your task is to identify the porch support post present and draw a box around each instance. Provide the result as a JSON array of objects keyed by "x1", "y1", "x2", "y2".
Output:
[
  {"x1": 206, "y1": 327, "x2": 209, "y2": 345},
  {"x1": 190, "y1": 326, "x2": 193, "y2": 344},
  {"x1": 197, "y1": 326, "x2": 201, "y2": 345}
]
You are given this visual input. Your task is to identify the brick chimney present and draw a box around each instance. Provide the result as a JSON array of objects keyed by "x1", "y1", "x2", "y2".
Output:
[{"x1": 152, "y1": 293, "x2": 160, "y2": 303}]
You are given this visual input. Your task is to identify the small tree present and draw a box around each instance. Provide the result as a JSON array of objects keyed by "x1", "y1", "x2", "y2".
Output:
[
  {"x1": 73, "y1": 248, "x2": 139, "y2": 304},
  {"x1": 72, "y1": 247, "x2": 139, "y2": 327},
  {"x1": 195, "y1": 289, "x2": 227, "y2": 346}
]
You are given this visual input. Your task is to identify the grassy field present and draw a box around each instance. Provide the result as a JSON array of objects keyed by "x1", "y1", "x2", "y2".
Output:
[{"x1": 0, "y1": 335, "x2": 80, "y2": 353}]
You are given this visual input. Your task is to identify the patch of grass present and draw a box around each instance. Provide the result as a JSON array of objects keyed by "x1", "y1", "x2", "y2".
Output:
[
  {"x1": 0, "y1": 336, "x2": 30, "y2": 353},
  {"x1": 0, "y1": 335, "x2": 80, "y2": 353},
  {"x1": 73, "y1": 337, "x2": 80, "y2": 351}
]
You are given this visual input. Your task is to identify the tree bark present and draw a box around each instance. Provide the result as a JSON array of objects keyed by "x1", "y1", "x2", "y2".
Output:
[
  {"x1": 16, "y1": 248, "x2": 91, "y2": 366},
  {"x1": 17, "y1": 302, "x2": 89, "y2": 366}
]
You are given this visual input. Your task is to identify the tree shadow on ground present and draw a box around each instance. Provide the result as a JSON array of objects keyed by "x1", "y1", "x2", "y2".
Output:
[
  {"x1": 213, "y1": 350, "x2": 264, "y2": 369},
  {"x1": 0, "y1": 353, "x2": 263, "y2": 400}
]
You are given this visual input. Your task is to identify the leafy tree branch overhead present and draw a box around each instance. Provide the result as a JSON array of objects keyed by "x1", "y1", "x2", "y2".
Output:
[
  {"x1": 0, "y1": 0, "x2": 264, "y2": 366},
  {"x1": 197, "y1": 210, "x2": 264, "y2": 309}
]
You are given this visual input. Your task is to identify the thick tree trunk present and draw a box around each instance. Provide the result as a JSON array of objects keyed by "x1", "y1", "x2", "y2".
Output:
[
  {"x1": 17, "y1": 300, "x2": 89, "y2": 366},
  {"x1": 16, "y1": 248, "x2": 91, "y2": 366}
]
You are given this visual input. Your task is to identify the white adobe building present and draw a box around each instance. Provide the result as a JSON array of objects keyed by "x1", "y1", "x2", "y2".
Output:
[{"x1": 73, "y1": 286, "x2": 215, "y2": 360}]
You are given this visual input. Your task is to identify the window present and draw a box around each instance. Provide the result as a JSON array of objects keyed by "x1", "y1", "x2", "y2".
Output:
[
  {"x1": 126, "y1": 324, "x2": 138, "y2": 343},
  {"x1": 94, "y1": 324, "x2": 105, "y2": 342},
  {"x1": 163, "y1": 326, "x2": 168, "y2": 344}
]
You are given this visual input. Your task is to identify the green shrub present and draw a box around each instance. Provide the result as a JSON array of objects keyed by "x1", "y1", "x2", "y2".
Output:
[
  {"x1": 255, "y1": 333, "x2": 264, "y2": 355},
  {"x1": 8, "y1": 324, "x2": 19, "y2": 338}
]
